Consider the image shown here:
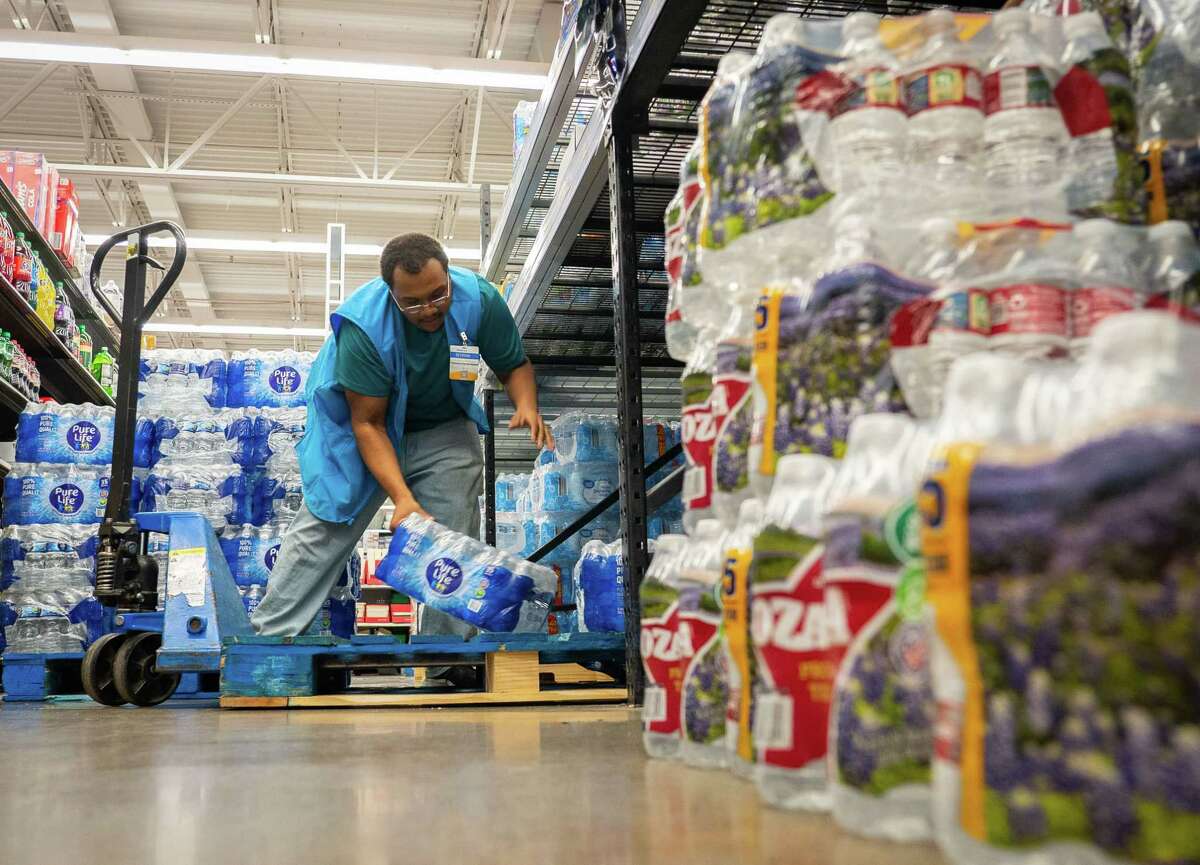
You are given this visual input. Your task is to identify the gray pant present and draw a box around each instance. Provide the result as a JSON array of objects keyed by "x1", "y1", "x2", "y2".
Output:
[{"x1": 251, "y1": 417, "x2": 484, "y2": 638}]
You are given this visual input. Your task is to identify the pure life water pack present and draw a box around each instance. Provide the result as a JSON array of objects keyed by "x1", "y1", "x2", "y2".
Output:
[
  {"x1": 15, "y1": 403, "x2": 116, "y2": 466},
  {"x1": 227, "y1": 350, "x2": 315, "y2": 408},
  {"x1": 375, "y1": 514, "x2": 556, "y2": 633}
]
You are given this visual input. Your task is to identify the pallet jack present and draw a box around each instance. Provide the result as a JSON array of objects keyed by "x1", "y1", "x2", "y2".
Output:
[
  {"x1": 80, "y1": 223, "x2": 252, "y2": 706},
  {"x1": 76, "y1": 225, "x2": 623, "y2": 708}
]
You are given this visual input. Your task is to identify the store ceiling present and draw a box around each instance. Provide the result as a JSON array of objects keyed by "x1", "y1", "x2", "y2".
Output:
[
  {"x1": 0, "y1": 0, "x2": 561, "y2": 351},
  {"x1": 0, "y1": 0, "x2": 683, "y2": 471}
]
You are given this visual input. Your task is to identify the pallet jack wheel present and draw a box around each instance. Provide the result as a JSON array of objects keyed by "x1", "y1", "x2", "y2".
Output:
[
  {"x1": 113, "y1": 632, "x2": 181, "y2": 707},
  {"x1": 81, "y1": 632, "x2": 129, "y2": 706}
]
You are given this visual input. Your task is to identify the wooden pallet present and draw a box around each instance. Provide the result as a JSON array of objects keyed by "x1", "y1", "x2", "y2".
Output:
[
  {"x1": 2, "y1": 652, "x2": 213, "y2": 702},
  {"x1": 219, "y1": 632, "x2": 628, "y2": 709}
]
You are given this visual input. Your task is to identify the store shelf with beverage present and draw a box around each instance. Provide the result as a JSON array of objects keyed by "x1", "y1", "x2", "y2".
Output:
[
  {"x1": 0, "y1": 177, "x2": 118, "y2": 356},
  {"x1": 0, "y1": 266, "x2": 111, "y2": 407}
]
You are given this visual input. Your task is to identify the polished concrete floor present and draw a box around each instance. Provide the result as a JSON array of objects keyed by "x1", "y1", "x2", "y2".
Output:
[{"x1": 0, "y1": 701, "x2": 947, "y2": 865}]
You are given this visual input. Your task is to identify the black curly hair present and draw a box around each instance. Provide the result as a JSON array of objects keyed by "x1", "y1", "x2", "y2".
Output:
[{"x1": 380, "y1": 233, "x2": 449, "y2": 288}]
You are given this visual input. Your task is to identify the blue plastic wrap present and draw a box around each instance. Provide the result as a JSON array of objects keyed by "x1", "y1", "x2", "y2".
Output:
[{"x1": 376, "y1": 514, "x2": 555, "y2": 633}]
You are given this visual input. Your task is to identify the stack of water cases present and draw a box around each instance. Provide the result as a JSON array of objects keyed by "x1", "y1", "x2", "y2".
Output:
[
  {"x1": 135, "y1": 347, "x2": 356, "y2": 636},
  {"x1": 1, "y1": 402, "x2": 114, "y2": 654},
  {"x1": 497, "y1": 412, "x2": 683, "y2": 633},
  {"x1": 646, "y1": 7, "x2": 1200, "y2": 865}
]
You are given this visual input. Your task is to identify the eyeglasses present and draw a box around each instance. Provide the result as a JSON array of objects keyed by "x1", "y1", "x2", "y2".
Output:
[{"x1": 393, "y1": 286, "x2": 451, "y2": 315}]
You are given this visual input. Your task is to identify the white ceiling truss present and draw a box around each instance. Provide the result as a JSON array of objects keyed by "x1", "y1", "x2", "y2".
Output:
[{"x1": 0, "y1": 0, "x2": 561, "y2": 352}]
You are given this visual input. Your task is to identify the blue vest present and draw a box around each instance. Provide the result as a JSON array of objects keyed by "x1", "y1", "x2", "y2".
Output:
[{"x1": 297, "y1": 266, "x2": 491, "y2": 524}]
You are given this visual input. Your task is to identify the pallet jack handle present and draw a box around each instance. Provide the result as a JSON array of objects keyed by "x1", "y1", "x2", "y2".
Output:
[
  {"x1": 89, "y1": 224, "x2": 187, "y2": 609},
  {"x1": 88, "y1": 221, "x2": 188, "y2": 328}
]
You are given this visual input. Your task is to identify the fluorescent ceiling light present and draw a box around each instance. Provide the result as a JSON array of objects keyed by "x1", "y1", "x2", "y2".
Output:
[
  {"x1": 144, "y1": 323, "x2": 327, "y2": 337},
  {"x1": 0, "y1": 31, "x2": 548, "y2": 91},
  {"x1": 83, "y1": 234, "x2": 481, "y2": 260}
]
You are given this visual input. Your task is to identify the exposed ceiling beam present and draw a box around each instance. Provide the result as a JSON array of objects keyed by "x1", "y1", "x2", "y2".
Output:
[
  {"x1": 56, "y1": 163, "x2": 503, "y2": 194},
  {"x1": 83, "y1": 230, "x2": 481, "y2": 260},
  {"x1": 65, "y1": 0, "x2": 217, "y2": 325},
  {"x1": 0, "y1": 29, "x2": 549, "y2": 90}
]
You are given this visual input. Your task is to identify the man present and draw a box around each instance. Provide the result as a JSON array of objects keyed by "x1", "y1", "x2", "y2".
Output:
[{"x1": 251, "y1": 233, "x2": 553, "y2": 652}]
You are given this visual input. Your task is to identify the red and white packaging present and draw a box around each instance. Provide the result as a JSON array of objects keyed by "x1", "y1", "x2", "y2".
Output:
[
  {"x1": 52, "y1": 177, "x2": 79, "y2": 269},
  {"x1": 681, "y1": 373, "x2": 718, "y2": 522},
  {"x1": 987, "y1": 283, "x2": 1070, "y2": 355},
  {"x1": 0, "y1": 151, "x2": 55, "y2": 238},
  {"x1": 39, "y1": 163, "x2": 58, "y2": 241}
]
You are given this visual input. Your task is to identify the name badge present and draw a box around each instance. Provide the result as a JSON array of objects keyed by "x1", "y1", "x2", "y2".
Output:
[{"x1": 449, "y1": 344, "x2": 481, "y2": 381}]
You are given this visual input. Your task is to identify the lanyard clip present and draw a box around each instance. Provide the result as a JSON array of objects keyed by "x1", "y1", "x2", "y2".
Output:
[{"x1": 460, "y1": 330, "x2": 469, "y2": 345}]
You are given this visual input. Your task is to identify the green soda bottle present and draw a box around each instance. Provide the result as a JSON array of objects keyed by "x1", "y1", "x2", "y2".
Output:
[
  {"x1": 91, "y1": 345, "x2": 116, "y2": 397},
  {"x1": 0, "y1": 330, "x2": 11, "y2": 383},
  {"x1": 78, "y1": 325, "x2": 92, "y2": 369}
]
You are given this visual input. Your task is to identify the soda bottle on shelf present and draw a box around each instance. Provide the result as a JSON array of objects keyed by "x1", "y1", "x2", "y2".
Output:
[
  {"x1": 35, "y1": 255, "x2": 56, "y2": 329},
  {"x1": 92, "y1": 345, "x2": 116, "y2": 396},
  {"x1": 78, "y1": 325, "x2": 93, "y2": 369},
  {"x1": 29, "y1": 349, "x2": 40, "y2": 399},
  {"x1": 53, "y1": 284, "x2": 72, "y2": 348},
  {"x1": 0, "y1": 330, "x2": 11, "y2": 384},
  {"x1": 829, "y1": 11, "x2": 907, "y2": 192},
  {"x1": 13, "y1": 232, "x2": 32, "y2": 304},
  {"x1": 0, "y1": 211, "x2": 13, "y2": 281},
  {"x1": 904, "y1": 8, "x2": 984, "y2": 184},
  {"x1": 982, "y1": 8, "x2": 1067, "y2": 197}
]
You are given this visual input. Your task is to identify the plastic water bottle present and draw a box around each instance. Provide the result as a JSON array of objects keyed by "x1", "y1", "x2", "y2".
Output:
[
  {"x1": 35, "y1": 256, "x2": 57, "y2": 330},
  {"x1": 1071, "y1": 219, "x2": 1143, "y2": 355},
  {"x1": 77, "y1": 325, "x2": 92, "y2": 371},
  {"x1": 982, "y1": 8, "x2": 1066, "y2": 193},
  {"x1": 242, "y1": 583, "x2": 265, "y2": 615},
  {"x1": 1147, "y1": 221, "x2": 1200, "y2": 307},
  {"x1": 904, "y1": 9, "x2": 984, "y2": 183},
  {"x1": 0, "y1": 211, "x2": 13, "y2": 281},
  {"x1": 829, "y1": 12, "x2": 906, "y2": 191},
  {"x1": 0, "y1": 330, "x2": 11, "y2": 385},
  {"x1": 1058, "y1": 12, "x2": 1139, "y2": 220},
  {"x1": 13, "y1": 232, "x2": 32, "y2": 306}
]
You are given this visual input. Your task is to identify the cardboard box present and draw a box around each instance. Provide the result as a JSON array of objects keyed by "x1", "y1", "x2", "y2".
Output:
[
  {"x1": 39, "y1": 163, "x2": 58, "y2": 241},
  {"x1": 361, "y1": 603, "x2": 391, "y2": 624},
  {"x1": 51, "y1": 178, "x2": 79, "y2": 269},
  {"x1": 0, "y1": 151, "x2": 53, "y2": 238},
  {"x1": 390, "y1": 603, "x2": 413, "y2": 625}
]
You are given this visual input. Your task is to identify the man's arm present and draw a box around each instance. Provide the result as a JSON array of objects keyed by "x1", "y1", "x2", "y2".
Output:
[
  {"x1": 497, "y1": 360, "x2": 554, "y2": 450},
  {"x1": 345, "y1": 389, "x2": 429, "y2": 530}
]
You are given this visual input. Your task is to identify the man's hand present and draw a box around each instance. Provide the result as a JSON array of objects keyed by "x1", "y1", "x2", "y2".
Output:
[
  {"x1": 509, "y1": 405, "x2": 554, "y2": 450},
  {"x1": 389, "y1": 493, "x2": 431, "y2": 532}
]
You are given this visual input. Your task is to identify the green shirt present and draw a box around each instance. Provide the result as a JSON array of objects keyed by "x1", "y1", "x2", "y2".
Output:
[{"x1": 334, "y1": 276, "x2": 526, "y2": 431}]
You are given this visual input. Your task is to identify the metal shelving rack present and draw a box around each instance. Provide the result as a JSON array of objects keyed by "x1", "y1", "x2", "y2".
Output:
[
  {"x1": 0, "y1": 180, "x2": 120, "y2": 450},
  {"x1": 486, "y1": 0, "x2": 1003, "y2": 699},
  {"x1": 0, "y1": 181, "x2": 119, "y2": 356}
]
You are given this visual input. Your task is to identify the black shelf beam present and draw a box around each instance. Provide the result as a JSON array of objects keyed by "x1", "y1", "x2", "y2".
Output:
[{"x1": 608, "y1": 0, "x2": 712, "y2": 703}]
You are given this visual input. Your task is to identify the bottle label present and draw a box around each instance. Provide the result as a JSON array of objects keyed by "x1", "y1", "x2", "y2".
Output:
[
  {"x1": 681, "y1": 399, "x2": 717, "y2": 511},
  {"x1": 988, "y1": 284, "x2": 1068, "y2": 339},
  {"x1": 834, "y1": 68, "x2": 905, "y2": 117},
  {"x1": 722, "y1": 547, "x2": 755, "y2": 764},
  {"x1": 904, "y1": 65, "x2": 983, "y2": 116},
  {"x1": 983, "y1": 66, "x2": 1054, "y2": 115},
  {"x1": 935, "y1": 289, "x2": 991, "y2": 335},
  {"x1": 1071, "y1": 286, "x2": 1135, "y2": 338}
]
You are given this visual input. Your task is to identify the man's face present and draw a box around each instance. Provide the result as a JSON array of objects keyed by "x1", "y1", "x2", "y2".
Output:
[{"x1": 391, "y1": 259, "x2": 451, "y2": 333}]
